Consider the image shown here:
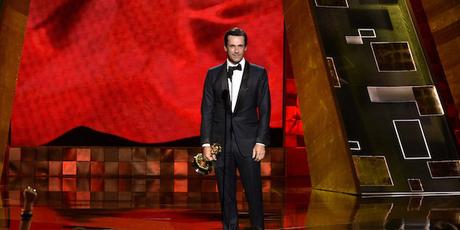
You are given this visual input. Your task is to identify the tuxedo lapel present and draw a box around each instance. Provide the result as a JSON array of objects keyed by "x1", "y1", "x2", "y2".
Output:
[{"x1": 233, "y1": 61, "x2": 250, "y2": 114}]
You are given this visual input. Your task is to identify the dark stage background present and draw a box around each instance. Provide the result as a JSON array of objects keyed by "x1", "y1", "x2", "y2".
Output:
[{"x1": 11, "y1": 0, "x2": 284, "y2": 146}]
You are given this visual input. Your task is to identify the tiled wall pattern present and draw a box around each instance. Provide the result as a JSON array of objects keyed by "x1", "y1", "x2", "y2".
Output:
[
  {"x1": 6, "y1": 177, "x2": 285, "y2": 209},
  {"x1": 6, "y1": 147, "x2": 286, "y2": 209},
  {"x1": 7, "y1": 147, "x2": 285, "y2": 178}
]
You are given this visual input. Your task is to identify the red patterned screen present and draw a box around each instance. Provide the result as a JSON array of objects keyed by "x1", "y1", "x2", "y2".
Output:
[{"x1": 11, "y1": 0, "x2": 283, "y2": 146}]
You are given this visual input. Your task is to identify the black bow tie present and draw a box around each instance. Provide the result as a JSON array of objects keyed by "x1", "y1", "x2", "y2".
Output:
[
  {"x1": 227, "y1": 64, "x2": 241, "y2": 82},
  {"x1": 229, "y1": 64, "x2": 242, "y2": 72}
]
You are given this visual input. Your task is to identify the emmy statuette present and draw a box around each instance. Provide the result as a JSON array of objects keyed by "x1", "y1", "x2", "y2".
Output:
[{"x1": 192, "y1": 143, "x2": 222, "y2": 175}]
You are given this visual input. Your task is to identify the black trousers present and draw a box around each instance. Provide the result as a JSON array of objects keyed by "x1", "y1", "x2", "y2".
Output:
[{"x1": 215, "y1": 134, "x2": 264, "y2": 230}]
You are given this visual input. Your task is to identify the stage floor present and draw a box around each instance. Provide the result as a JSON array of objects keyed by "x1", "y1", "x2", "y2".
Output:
[{"x1": 1, "y1": 176, "x2": 460, "y2": 229}]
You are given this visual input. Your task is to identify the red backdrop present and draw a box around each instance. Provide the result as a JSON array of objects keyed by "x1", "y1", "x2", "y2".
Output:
[{"x1": 11, "y1": 0, "x2": 283, "y2": 146}]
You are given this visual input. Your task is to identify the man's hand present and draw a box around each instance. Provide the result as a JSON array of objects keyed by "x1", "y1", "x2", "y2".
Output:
[
  {"x1": 252, "y1": 144, "x2": 265, "y2": 162},
  {"x1": 203, "y1": 146, "x2": 216, "y2": 161}
]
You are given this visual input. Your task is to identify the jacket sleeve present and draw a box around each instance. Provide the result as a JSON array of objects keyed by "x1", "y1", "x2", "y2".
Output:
[
  {"x1": 200, "y1": 71, "x2": 214, "y2": 145},
  {"x1": 256, "y1": 69, "x2": 271, "y2": 146}
]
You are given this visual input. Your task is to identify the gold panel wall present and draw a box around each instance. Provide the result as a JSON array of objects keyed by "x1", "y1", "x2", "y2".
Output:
[
  {"x1": 283, "y1": 0, "x2": 359, "y2": 194},
  {"x1": 0, "y1": 0, "x2": 29, "y2": 176}
]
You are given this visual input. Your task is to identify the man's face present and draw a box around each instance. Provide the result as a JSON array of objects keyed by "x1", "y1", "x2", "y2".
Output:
[{"x1": 224, "y1": 35, "x2": 247, "y2": 64}]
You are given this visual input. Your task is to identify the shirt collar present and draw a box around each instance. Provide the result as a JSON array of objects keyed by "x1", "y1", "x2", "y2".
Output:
[{"x1": 226, "y1": 58, "x2": 245, "y2": 71}]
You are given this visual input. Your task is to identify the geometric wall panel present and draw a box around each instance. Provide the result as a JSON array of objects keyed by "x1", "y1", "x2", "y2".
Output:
[
  {"x1": 345, "y1": 28, "x2": 376, "y2": 45},
  {"x1": 407, "y1": 178, "x2": 424, "y2": 192},
  {"x1": 352, "y1": 155, "x2": 394, "y2": 186},
  {"x1": 358, "y1": 28, "x2": 376, "y2": 38},
  {"x1": 345, "y1": 35, "x2": 364, "y2": 45},
  {"x1": 368, "y1": 86, "x2": 444, "y2": 116},
  {"x1": 413, "y1": 86, "x2": 444, "y2": 116},
  {"x1": 427, "y1": 161, "x2": 460, "y2": 179},
  {"x1": 393, "y1": 119, "x2": 431, "y2": 159},
  {"x1": 288, "y1": 0, "x2": 460, "y2": 194},
  {"x1": 348, "y1": 141, "x2": 361, "y2": 151},
  {"x1": 371, "y1": 42, "x2": 416, "y2": 72},
  {"x1": 368, "y1": 86, "x2": 417, "y2": 103},
  {"x1": 315, "y1": 0, "x2": 349, "y2": 8}
]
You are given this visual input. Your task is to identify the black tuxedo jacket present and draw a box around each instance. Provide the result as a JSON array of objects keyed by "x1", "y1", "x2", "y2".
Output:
[{"x1": 200, "y1": 61, "x2": 271, "y2": 156}]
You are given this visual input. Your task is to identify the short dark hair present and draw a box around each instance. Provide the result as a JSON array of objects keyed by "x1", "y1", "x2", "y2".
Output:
[{"x1": 224, "y1": 27, "x2": 248, "y2": 47}]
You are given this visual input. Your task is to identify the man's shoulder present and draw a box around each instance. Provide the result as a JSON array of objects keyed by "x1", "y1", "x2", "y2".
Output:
[
  {"x1": 248, "y1": 62, "x2": 266, "y2": 76},
  {"x1": 248, "y1": 63, "x2": 265, "y2": 71},
  {"x1": 208, "y1": 63, "x2": 225, "y2": 73}
]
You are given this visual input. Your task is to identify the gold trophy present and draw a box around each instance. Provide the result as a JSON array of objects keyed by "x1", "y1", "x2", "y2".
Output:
[{"x1": 192, "y1": 143, "x2": 222, "y2": 175}]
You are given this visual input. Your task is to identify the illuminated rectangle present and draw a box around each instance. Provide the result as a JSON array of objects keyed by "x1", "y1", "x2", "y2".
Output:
[
  {"x1": 393, "y1": 120, "x2": 431, "y2": 159},
  {"x1": 368, "y1": 86, "x2": 415, "y2": 102},
  {"x1": 315, "y1": 0, "x2": 349, "y2": 8},
  {"x1": 371, "y1": 42, "x2": 416, "y2": 72},
  {"x1": 345, "y1": 35, "x2": 363, "y2": 44},
  {"x1": 413, "y1": 86, "x2": 444, "y2": 116},
  {"x1": 427, "y1": 160, "x2": 460, "y2": 178},
  {"x1": 352, "y1": 155, "x2": 394, "y2": 186},
  {"x1": 368, "y1": 86, "x2": 444, "y2": 117},
  {"x1": 348, "y1": 140, "x2": 361, "y2": 151},
  {"x1": 358, "y1": 28, "x2": 376, "y2": 38}
]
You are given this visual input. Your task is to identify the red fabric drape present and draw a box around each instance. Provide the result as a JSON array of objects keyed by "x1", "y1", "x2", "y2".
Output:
[{"x1": 12, "y1": 0, "x2": 283, "y2": 146}]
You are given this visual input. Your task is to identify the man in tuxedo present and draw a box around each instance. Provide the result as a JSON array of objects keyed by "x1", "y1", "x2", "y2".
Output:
[{"x1": 200, "y1": 27, "x2": 270, "y2": 230}]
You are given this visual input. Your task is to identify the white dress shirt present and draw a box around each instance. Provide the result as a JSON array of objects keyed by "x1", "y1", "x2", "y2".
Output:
[{"x1": 227, "y1": 58, "x2": 245, "y2": 112}]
